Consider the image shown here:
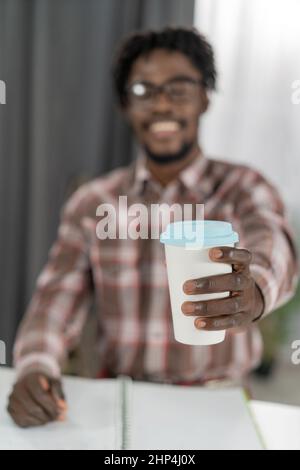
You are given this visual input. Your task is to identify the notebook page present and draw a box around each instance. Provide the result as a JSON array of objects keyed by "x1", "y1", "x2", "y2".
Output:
[
  {"x1": 0, "y1": 370, "x2": 120, "y2": 450},
  {"x1": 130, "y1": 382, "x2": 263, "y2": 450}
]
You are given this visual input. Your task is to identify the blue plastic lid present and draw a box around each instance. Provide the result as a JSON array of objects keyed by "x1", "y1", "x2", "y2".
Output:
[{"x1": 160, "y1": 220, "x2": 239, "y2": 248}]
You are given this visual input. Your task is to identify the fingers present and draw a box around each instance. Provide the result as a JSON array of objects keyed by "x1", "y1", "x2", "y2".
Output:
[
  {"x1": 50, "y1": 380, "x2": 67, "y2": 414},
  {"x1": 8, "y1": 399, "x2": 45, "y2": 428},
  {"x1": 50, "y1": 379, "x2": 66, "y2": 402},
  {"x1": 8, "y1": 382, "x2": 51, "y2": 428},
  {"x1": 209, "y1": 247, "x2": 252, "y2": 271},
  {"x1": 26, "y1": 375, "x2": 59, "y2": 421},
  {"x1": 7, "y1": 401, "x2": 45, "y2": 429},
  {"x1": 183, "y1": 248, "x2": 252, "y2": 295},
  {"x1": 181, "y1": 247, "x2": 254, "y2": 333},
  {"x1": 182, "y1": 294, "x2": 246, "y2": 318},
  {"x1": 39, "y1": 375, "x2": 50, "y2": 392},
  {"x1": 7, "y1": 374, "x2": 66, "y2": 428},
  {"x1": 183, "y1": 272, "x2": 251, "y2": 295},
  {"x1": 194, "y1": 312, "x2": 249, "y2": 331}
]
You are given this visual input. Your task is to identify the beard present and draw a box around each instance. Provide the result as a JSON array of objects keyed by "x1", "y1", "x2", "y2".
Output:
[{"x1": 143, "y1": 140, "x2": 195, "y2": 165}]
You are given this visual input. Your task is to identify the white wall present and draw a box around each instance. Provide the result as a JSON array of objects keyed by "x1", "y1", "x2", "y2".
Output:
[{"x1": 194, "y1": 0, "x2": 300, "y2": 222}]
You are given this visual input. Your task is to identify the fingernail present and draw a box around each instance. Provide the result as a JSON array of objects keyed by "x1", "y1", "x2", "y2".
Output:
[
  {"x1": 182, "y1": 303, "x2": 195, "y2": 314},
  {"x1": 57, "y1": 399, "x2": 67, "y2": 410},
  {"x1": 39, "y1": 376, "x2": 50, "y2": 392},
  {"x1": 211, "y1": 248, "x2": 223, "y2": 259},
  {"x1": 195, "y1": 319, "x2": 206, "y2": 329},
  {"x1": 183, "y1": 281, "x2": 196, "y2": 293}
]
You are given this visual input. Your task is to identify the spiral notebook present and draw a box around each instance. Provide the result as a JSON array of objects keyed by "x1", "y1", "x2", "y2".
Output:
[{"x1": 0, "y1": 371, "x2": 263, "y2": 450}]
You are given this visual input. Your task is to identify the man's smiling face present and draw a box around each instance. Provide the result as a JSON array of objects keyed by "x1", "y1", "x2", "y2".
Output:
[{"x1": 124, "y1": 49, "x2": 209, "y2": 163}]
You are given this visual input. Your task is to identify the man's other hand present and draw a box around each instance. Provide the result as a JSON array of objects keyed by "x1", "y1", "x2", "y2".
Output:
[{"x1": 7, "y1": 373, "x2": 67, "y2": 428}]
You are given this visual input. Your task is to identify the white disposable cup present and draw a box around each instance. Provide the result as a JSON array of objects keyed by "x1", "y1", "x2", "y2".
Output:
[
  {"x1": 164, "y1": 243, "x2": 235, "y2": 345},
  {"x1": 160, "y1": 221, "x2": 239, "y2": 346}
]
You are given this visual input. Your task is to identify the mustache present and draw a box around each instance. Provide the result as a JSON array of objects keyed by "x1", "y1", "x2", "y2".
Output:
[{"x1": 142, "y1": 117, "x2": 187, "y2": 130}]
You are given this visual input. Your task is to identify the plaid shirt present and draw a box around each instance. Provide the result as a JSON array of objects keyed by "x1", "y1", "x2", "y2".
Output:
[{"x1": 14, "y1": 153, "x2": 299, "y2": 383}]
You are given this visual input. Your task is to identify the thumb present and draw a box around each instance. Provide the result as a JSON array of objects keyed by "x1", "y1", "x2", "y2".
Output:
[{"x1": 38, "y1": 375, "x2": 51, "y2": 392}]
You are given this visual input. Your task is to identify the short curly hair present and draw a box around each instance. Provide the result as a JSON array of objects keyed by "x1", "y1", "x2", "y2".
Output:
[{"x1": 112, "y1": 26, "x2": 217, "y2": 107}]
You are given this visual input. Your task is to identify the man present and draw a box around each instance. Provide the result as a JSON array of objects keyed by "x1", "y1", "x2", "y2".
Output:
[{"x1": 8, "y1": 27, "x2": 298, "y2": 427}]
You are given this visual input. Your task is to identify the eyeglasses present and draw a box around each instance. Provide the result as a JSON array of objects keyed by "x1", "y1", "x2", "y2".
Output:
[{"x1": 126, "y1": 76, "x2": 203, "y2": 108}]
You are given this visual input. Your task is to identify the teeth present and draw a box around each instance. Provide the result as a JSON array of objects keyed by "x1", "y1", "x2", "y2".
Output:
[{"x1": 150, "y1": 121, "x2": 180, "y2": 133}]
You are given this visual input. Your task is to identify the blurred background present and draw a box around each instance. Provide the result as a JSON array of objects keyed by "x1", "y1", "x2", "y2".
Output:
[{"x1": 0, "y1": 0, "x2": 299, "y2": 404}]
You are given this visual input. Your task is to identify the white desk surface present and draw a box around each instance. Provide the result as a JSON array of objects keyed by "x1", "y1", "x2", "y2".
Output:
[{"x1": 1, "y1": 367, "x2": 300, "y2": 450}]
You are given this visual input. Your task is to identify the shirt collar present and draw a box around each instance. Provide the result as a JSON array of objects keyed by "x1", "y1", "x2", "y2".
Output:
[{"x1": 129, "y1": 149, "x2": 209, "y2": 198}]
